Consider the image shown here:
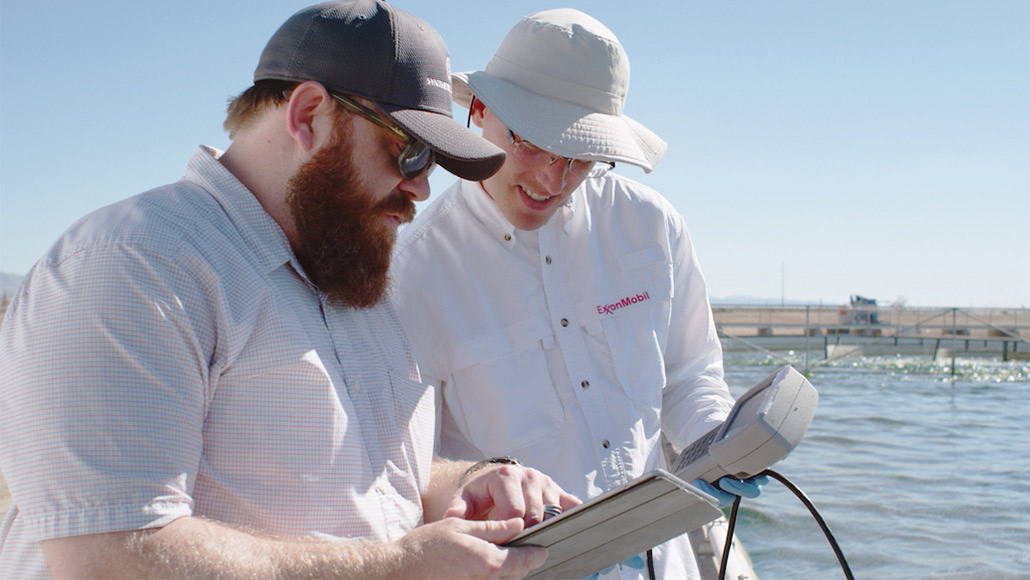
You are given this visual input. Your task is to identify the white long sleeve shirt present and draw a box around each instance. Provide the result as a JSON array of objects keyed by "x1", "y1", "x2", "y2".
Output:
[{"x1": 392, "y1": 173, "x2": 734, "y2": 579}]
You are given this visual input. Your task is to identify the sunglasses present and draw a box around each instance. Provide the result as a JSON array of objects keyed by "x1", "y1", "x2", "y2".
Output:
[{"x1": 329, "y1": 92, "x2": 436, "y2": 180}]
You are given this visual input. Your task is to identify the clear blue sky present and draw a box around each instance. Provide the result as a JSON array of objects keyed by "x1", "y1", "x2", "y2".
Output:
[{"x1": 2, "y1": 1, "x2": 1027, "y2": 307}]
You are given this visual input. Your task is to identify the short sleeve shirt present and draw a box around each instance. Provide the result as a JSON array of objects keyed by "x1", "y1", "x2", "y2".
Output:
[{"x1": 0, "y1": 147, "x2": 434, "y2": 579}]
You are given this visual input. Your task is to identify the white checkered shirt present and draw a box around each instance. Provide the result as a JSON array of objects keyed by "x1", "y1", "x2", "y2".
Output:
[{"x1": 0, "y1": 147, "x2": 434, "y2": 579}]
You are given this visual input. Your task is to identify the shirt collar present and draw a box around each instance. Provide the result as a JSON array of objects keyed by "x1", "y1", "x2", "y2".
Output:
[
  {"x1": 184, "y1": 146, "x2": 300, "y2": 275},
  {"x1": 459, "y1": 179, "x2": 518, "y2": 249}
]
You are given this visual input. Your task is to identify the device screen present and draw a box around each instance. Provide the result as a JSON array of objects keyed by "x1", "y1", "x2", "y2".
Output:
[{"x1": 720, "y1": 380, "x2": 771, "y2": 440}]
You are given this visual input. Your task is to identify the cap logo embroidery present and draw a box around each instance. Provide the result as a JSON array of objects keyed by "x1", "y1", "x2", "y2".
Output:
[
  {"x1": 425, "y1": 77, "x2": 451, "y2": 91},
  {"x1": 597, "y1": 291, "x2": 650, "y2": 316}
]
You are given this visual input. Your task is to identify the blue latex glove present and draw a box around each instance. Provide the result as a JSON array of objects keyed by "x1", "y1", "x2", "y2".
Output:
[
  {"x1": 692, "y1": 475, "x2": 769, "y2": 508},
  {"x1": 587, "y1": 555, "x2": 646, "y2": 579}
]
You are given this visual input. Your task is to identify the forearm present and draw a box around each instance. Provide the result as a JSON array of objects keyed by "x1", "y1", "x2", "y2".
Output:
[
  {"x1": 423, "y1": 456, "x2": 475, "y2": 522},
  {"x1": 41, "y1": 515, "x2": 398, "y2": 580}
]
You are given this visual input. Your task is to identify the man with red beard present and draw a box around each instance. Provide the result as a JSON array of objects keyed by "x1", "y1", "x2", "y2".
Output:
[{"x1": 0, "y1": 2, "x2": 577, "y2": 579}]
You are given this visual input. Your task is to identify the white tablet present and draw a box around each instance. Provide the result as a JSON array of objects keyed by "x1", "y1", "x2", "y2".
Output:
[{"x1": 505, "y1": 469, "x2": 722, "y2": 579}]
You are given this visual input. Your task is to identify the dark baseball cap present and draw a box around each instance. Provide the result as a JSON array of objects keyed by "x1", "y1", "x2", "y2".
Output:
[{"x1": 255, "y1": 0, "x2": 504, "y2": 181}]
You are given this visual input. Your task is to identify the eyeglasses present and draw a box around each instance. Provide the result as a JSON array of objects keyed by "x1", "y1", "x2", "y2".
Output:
[
  {"x1": 329, "y1": 93, "x2": 436, "y2": 180},
  {"x1": 507, "y1": 129, "x2": 614, "y2": 189}
]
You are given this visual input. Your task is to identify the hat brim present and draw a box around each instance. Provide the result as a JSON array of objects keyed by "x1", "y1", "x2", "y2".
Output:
[
  {"x1": 453, "y1": 71, "x2": 666, "y2": 173},
  {"x1": 378, "y1": 104, "x2": 506, "y2": 182}
]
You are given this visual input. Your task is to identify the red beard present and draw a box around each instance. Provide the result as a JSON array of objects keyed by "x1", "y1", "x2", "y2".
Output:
[{"x1": 286, "y1": 117, "x2": 416, "y2": 308}]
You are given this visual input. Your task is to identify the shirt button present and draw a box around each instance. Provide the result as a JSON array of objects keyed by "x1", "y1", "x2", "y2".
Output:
[
  {"x1": 504, "y1": 234, "x2": 512, "y2": 241},
  {"x1": 581, "y1": 380, "x2": 590, "y2": 389},
  {"x1": 545, "y1": 256, "x2": 552, "y2": 264},
  {"x1": 602, "y1": 440, "x2": 610, "y2": 449},
  {"x1": 560, "y1": 318, "x2": 569, "y2": 327}
]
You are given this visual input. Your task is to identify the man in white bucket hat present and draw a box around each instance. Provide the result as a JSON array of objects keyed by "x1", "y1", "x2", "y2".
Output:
[{"x1": 392, "y1": 8, "x2": 765, "y2": 579}]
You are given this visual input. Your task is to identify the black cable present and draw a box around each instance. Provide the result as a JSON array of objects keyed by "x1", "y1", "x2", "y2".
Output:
[
  {"x1": 762, "y1": 469, "x2": 855, "y2": 579},
  {"x1": 716, "y1": 470, "x2": 855, "y2": 580},
  {"x1": 717, "y1": 496, "x2": 742, "y2": 580}
]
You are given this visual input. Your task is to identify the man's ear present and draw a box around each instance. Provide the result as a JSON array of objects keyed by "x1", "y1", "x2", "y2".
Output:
[
  {"x1": 284, "y1": 81, "x2": 335, "y2": 152},
  {"x1": 469, "y1": 97, "x2": 488, "y2": 129}
]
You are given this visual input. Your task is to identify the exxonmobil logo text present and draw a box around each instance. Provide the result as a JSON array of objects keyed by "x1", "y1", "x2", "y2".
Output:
[{"x1": 597, "y1": 291, "x2": 651, "y2": 316}]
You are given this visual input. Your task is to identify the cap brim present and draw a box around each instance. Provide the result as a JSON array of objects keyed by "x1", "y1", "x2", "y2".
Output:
[
  {"x1": 453, "y1": 71, "x2": 666, "y2": 173},
  {"x1": 377, "y1": 104, "x2": 505, "y2": 182}
]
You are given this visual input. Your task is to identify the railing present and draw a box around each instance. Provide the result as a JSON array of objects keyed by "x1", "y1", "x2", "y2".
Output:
[
  {"x1": 714, "y1": 304, "x2": 1026, "y2": 338},
  {"x1": 713, "y1": 304, "x2": 1028, "y2": 363}
]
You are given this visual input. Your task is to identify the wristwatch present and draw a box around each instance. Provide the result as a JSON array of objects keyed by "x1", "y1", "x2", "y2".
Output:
[{"x1": 459, "y1": 456, "x2": 521, "y2": 485}]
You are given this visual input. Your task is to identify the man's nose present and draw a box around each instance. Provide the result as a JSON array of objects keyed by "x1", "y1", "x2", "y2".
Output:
[
  {"x1": 536, "y1": 159, "x2": 569, "y2": 195},
  {"x1": 398, "y1": 170, "x2": 431, "y2": 202}
]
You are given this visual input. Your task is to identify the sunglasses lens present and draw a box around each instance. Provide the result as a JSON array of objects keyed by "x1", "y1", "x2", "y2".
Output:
[{"x1": 399, "y1": 141, "x2": 435, "y2": 179}]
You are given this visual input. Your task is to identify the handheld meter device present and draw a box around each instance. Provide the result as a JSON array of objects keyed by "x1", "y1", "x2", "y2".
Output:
[
  {"x1": 671, "y1": 364, "x2": 818, "y2": 483},
  {"x1": 504, "y1": 364, "x2": 818, "y2": 579}
]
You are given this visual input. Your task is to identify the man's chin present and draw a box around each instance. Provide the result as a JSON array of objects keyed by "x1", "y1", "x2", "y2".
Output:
[{"x1": 323, "y1": 278, "x2": 389, "y2": 309}]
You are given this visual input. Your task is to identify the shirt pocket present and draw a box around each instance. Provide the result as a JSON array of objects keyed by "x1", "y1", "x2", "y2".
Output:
[
  {"x1": 438, "y1": 318, "x2": 562, "y2": 456},
  {"x1": 592, "y1": 248, "x2": 674, "y2": 402}
]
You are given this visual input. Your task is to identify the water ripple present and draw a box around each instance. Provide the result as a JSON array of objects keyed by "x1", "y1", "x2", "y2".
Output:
[{"x1": 723, "y1": 356, "x2": 1030, "y2": 580}]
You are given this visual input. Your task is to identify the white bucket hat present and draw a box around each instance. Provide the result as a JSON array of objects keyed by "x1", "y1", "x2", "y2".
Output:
[{"x1": 452, "y1": 8, "x2": 667, "y2": 172}]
